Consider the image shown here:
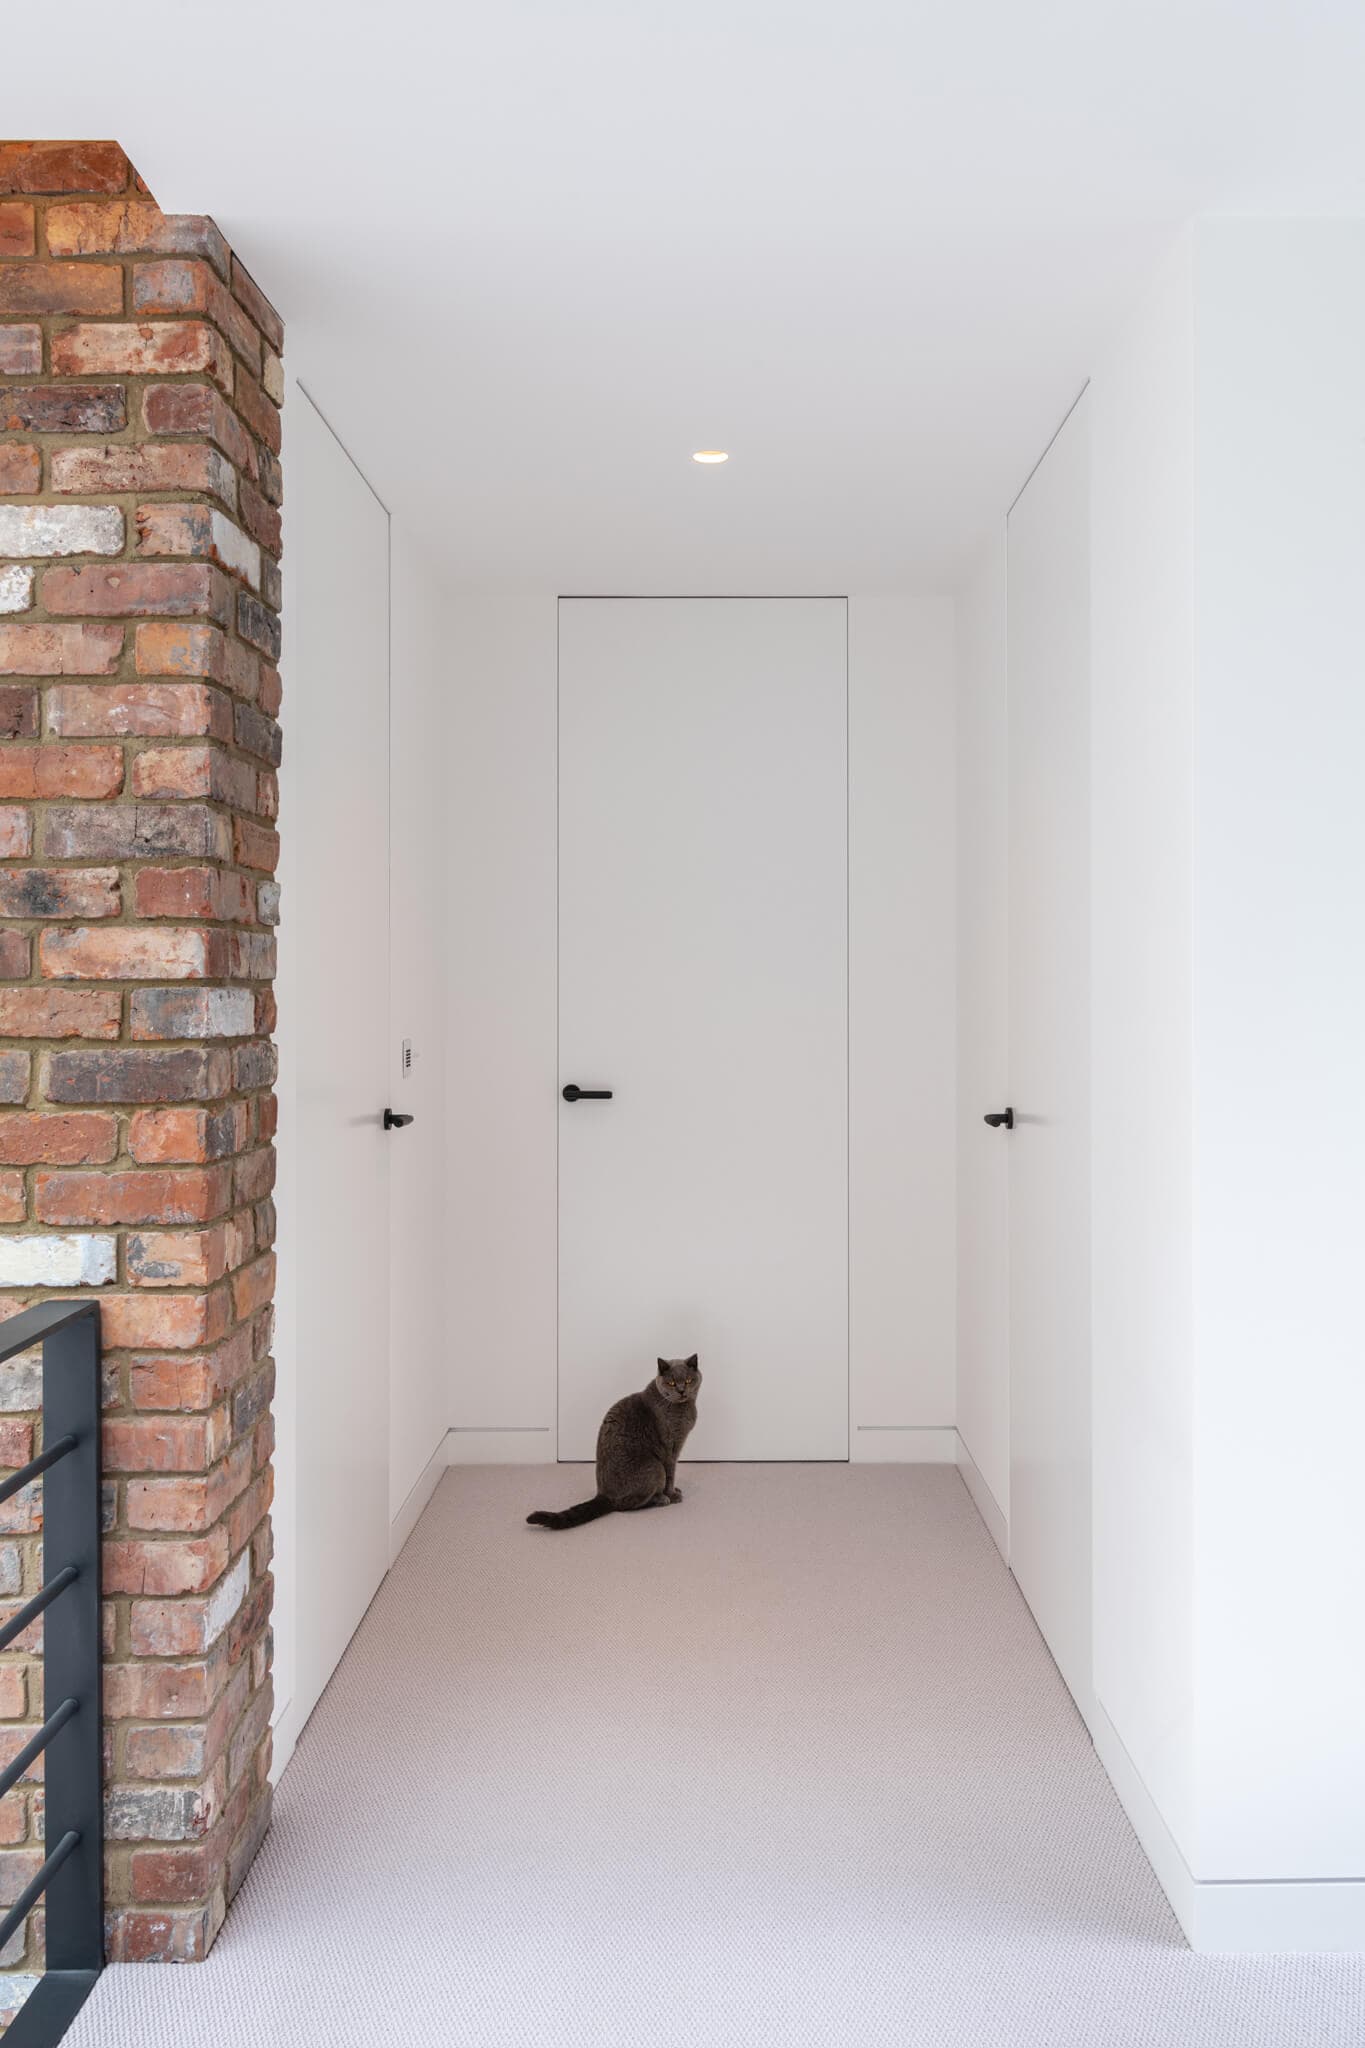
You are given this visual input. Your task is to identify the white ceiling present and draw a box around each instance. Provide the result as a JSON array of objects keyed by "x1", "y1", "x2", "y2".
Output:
[{"x1": 16, "y1": 0, "x2": 1365, "y2": 590}]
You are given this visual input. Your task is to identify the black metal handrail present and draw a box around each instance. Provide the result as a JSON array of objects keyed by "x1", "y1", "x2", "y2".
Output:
[{"x1": 0, "y1": 1301, "x2": 102, "y2": 2047}]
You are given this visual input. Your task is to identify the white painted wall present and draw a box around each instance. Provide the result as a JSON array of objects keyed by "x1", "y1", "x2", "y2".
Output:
[
  {"x1": 1088, "y1": 232, "x2": 1197, "y2": 1875},
  {"x1": 1188, "y1": 222, "x2": 1365, "y2": 1892},
  {"x1": 445, "y1": 590, "x2": 957, "y2": 1461},
  {"x1": 953, "y1": 535, "x2": 1009, "y2": 1548},
  {"x1": 1089, "y1": 219, "x2": 1365, "y2": 1947},
  {"x1": 848, "y1": 595, "x2": 957, "y2": 1460}
]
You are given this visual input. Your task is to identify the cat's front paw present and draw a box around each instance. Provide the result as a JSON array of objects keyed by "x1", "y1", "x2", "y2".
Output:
[{"x1": 665, "y1": 1487, "x2": 683, "y2": 1503}]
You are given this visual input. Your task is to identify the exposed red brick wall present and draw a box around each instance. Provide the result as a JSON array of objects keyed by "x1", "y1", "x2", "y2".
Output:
[{"x1": 0, "y1": 141, "x2": 282, "y2": 1967}]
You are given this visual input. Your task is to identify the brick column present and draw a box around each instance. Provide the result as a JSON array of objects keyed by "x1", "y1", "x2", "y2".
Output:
[{"x1": 0, "y1": 141, "x2": 282, "y2": 1965}]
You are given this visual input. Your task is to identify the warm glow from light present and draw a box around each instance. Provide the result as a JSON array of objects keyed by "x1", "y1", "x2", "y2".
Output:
[{"x1": 692, "y1": 450, "x2": 729, "y2": 464}]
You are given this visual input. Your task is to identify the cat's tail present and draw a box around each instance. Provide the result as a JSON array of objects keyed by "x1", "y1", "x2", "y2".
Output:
[{"x1": 526, "y1": 1495, "x2": 613, "y2": 1531}]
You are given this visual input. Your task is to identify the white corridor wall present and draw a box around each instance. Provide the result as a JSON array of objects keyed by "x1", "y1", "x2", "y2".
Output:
[
  {"x1": 444, "y1": 590, "x2": 957, "y2": 1461},
  {"x1": 958, "y1": 218, "x2": 1365, "y2": 1952}
]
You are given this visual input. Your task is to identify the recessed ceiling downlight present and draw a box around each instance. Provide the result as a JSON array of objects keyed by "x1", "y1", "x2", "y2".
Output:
[{"x1": 692, "y1": 449, "x2": 729, "y2": 464}]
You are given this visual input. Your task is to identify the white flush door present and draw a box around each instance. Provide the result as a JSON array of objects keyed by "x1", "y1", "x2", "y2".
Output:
[
  {"x1": 558, "y1": 598, "x2": 848, "y2": 1462},
  {"x1": 1007, "y1": 395, "x2": 1092, "y2": 1718},
  {"x1": 289, "y1": 391, "x2": 391, "y2": 1730}
]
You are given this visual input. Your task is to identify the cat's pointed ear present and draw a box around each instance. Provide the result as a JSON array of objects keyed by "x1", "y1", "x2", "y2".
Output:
[
  {"x1": 657, "y1": 1358, "x2": 668, "y2": 1371},
  {"x1": 685, "y1": 1354, "x2": 698, "y2": 1368}
]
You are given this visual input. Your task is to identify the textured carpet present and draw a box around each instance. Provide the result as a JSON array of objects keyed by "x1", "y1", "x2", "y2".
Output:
[{"x1": 72, "y1": 1466, "x2": 1364, "y2": 2046}]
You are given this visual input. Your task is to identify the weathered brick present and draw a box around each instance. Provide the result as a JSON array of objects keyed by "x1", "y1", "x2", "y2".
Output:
[
  {"x1": 40, "y1": 802, "x2": 232, "y2": 862},
  {"x1": 134, "y1": 865, "x2": 254, "y2": 923},
  {"x1": 0, "y1": 1168, "x2": 26, "y2": 1219},
  {"x1": 39, "y1": 924, "x2": 221, "y2": 983},
  {"x1": 233, "y1": 819, "x2": 279, "y2": 873},
  {"x1": 105, "y1": 1659, "x2": 214, "y2": 1721},
  {"x1": 233, "y1": 592, "x2": 281, "y2": 662},
  {"x1": 142, "y1": 384, "x2": 254, "y2": 476},
  {"x1": 0, "y1": 384, "x2": 126, "y2": 433},
  {"x1": 136, "y1": 504, "x2": 260, "y2": 590},
  {"x1": 105, "y1": 1906, "x2": 214, "y2": 1962},
  {"x1": 260, "y1": 553, "x2": 283, "y2": 612},
  {"x1": 107, "y1": 1781, "x2": 216, "y2": 1845},
  {"x1": 0, "y1": 565, "x2": 33, "y2": 614},
  {"x1": 44, "y1": 1045, "x2": 230, "y2": 1105},
  {"x1": 231, "y1": 1041, "x2": 277, "y2": 1092},
  {"x1": 130, "y1": 745, "x2": 255, "y2": 809},
  {"x1": 127, "y1": 1227, "x2": 230, "y2": 1291},
  {"x1": 50, "y1": 322, "x2": 233, "y2": 393},
  {"x1": 0, "y1": 261, "x2": 122, "y2": 317},
  {"x1": 100, "y1": 1291, "x2": 228, "y2": 1353},
  {"x1": 35, "y1": 1165, "x2": 230, "y2": 1227},
  {"x1": 133, "y1": 624, "x2": 228, "y2": 687},
  {"x1": 229, "y1": 257, "x2": 284, "y2": 352},
  {"x1": 103, "y1": 1530, "x2": 229, "y2": 1596},
  {"x1": 0, "y1": 988, "x2": 122, "y2": 1038},
  {"x1": 0, "y1": 806, "x2": 30, "y2": 858},
  {"x1": 231, "y1": 935, "x2": 276, "y2": 986},
  {"x1": 0, "y1": 326, "x2": 40, "y2": 375},
  {"x1": 0, "y1": 867, "x2": 120, "y2": 920},
  {"x1": 231, "y1": 1254, "x2": 275, "y2": 1323},
  {"x1": 0, "y1": 143, "x2": 128, "y2": 196},
  {"x1": 51, "y1": 441, "x2": 237, "y2": 509},
  {"x1": 124, "y1": 1724, "x2": 209, "y2": 1781},
  {"x1": 0, "y1": 1232, "x2": 117, "y2": 1287},
  {"x1": 0, "y1": 684, "x2": 38, "y2": 733},
  {"x1": 41, "y1": 561, "x2": 233, "y2": 622},
  {"x1": 232, "y1": 369, "x2": 282, "y2": 456},
  {"x1": 47, "y1": 681, "x2": 232, "y2": 740},
  {"x1": 129, "y1": 988, "x2": 255, "y2": 1041},
  {"x1": 236, "y1": 477, "x2": 282, "y2": 556},
  {"x1": 127, "y1": 1104, "x2": 246, "y2": 1165},
  {"x1": 0, "y1": 1111, "x2": 118, "y2": 1166},
  {"x1": 0, "y1": 445, "x2": 40, "y2": 494},
  {"x1": 0, "y1": 622, "x2": 122, "y2": 675},
  {"x1": 0, "y1": 502, "x2": 123, "y2": 555},
  {"x1": 234, "y1": 1148, "x2": 276, "y2": 1205},
  {"x1": 233, "y1": 701, "x2": 282, "y2": 767},
  {"x1": 104, "y1": 1413, "x2": 219, "y2": 1474},
  {"x1": 0, "y1": 930, "x2": 31, "y2": 978},
  {"x1": 132, "y1": 260, "x2": 261, "y2": 370},
  {"x1": 0, "y1": 1052, "x2": 30, "y2": 1106},
  {"x1": 0, "y1": 745, "x2": 123, "y2": 799},
  {"x1": 46, "y1": 201, "x2": 229, "y2": 279},
  {"x1": 0, "y1": 205, "x2": 35, "y2": 259}
]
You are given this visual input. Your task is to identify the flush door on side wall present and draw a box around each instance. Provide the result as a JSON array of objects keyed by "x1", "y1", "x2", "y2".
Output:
[
  {"x1": 557, "y1": 598, "x2": 848, "y2": 1462},
  {"x1": 1007, "y1": 395, "x2": 1093, "y2": 1720},
  {"x1": 288, "y1": 390, "x2": 392, "y2": 1735}
]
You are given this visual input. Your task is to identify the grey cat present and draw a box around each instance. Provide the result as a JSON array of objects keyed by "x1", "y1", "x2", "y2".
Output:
[{"x1": 527, "y1": 1355, "x2": 701, "y2": 1530}]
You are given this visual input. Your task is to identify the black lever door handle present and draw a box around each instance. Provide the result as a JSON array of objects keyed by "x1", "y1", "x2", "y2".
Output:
[
  {"x1": 562, "y1": 1085, "x2": 613, "y2": 1102},
  {"x1": 983, "y1": 1107, "x2": 1014, "y2": 1130},
  {"x1": 383, "y1": 1109, "x2": 414, "y2": 1130}
]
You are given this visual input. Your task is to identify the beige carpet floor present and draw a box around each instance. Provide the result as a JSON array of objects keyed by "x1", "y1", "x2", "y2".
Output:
[{"x1": 71, "y1": 1465, "x2": 1364, "y2": 2046}]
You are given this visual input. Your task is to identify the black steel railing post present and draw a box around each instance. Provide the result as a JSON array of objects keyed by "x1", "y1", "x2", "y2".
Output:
[
  {"x1": 35, "y1": 1304, "x2": 103, "y2": 1977},
  {"x1": 0, "y1": 1299, "x2": 104, "y2": 2046}
]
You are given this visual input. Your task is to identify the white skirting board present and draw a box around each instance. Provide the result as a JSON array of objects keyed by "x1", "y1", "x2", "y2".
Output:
[
  {"x1": 448, "y1": 1428, "x2": 555, "y2": 1464},
  {"x1": 954, "y1": 1431, "x2": 1009, "y2": 1560},
  {"x1": 389, "y1": 1434, "x2": 449, "y2": 1564},
  {"x1": 852, "y1": 1425, "x2": 957, "y2": 1463},
  {"x1": 1090, "y1": 1698, "x2": 1365, "y2": 1953}
]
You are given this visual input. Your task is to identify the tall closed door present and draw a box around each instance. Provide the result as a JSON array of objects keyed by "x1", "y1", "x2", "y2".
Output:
[
  {"x1": 288, "y1": 391, "x2": 391, "y2": 1731},
  {"x1": 557, "y1": 598, "x2": 848, "y2": 1462},
  {"x1": 1007, "y1": 395, "x2": 1093, "y2": 1719}
]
